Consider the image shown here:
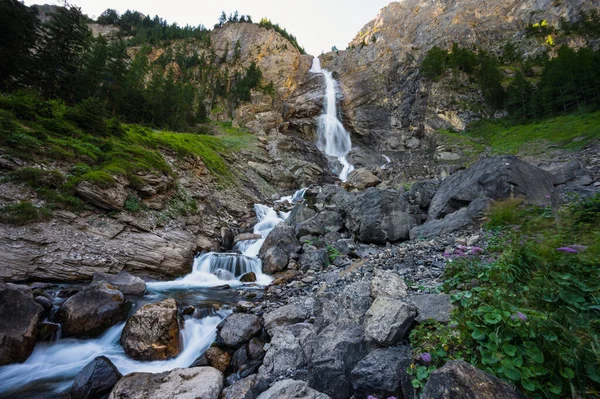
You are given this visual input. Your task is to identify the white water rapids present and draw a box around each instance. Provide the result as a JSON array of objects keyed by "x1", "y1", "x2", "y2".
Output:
[
  {"x1": 0, "y1": 188, "x2": 307, "y2": 398},
  {"x1": 311, "y1": 58, "x2": 355, "y2": 181}
]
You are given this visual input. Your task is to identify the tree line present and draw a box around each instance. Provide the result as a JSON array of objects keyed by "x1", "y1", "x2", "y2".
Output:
[
  {"x1": 420, "y1": 42, "x2": 600, "y2": 122},
  {"x1": 0, "y1": 1, "x2": 268, "y2": 132}
]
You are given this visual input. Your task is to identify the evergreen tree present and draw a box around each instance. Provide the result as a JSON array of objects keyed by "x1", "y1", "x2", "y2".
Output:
[{"x1": 0, "y1": 0, "x2": 39, "y2": 90}]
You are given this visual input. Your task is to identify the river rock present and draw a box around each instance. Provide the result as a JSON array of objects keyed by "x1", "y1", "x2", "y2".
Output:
[
  {"x1": 0, "y1": 283, "x2": 43, "y2": 365},
  {"x1": 423, "y1": 360, "x2": 526, "y2": 398},
  {"x1": 108, "y1": 367, "x2": 223, "y2": 399},
  {"x1": 57, "y1": 282, "x2": 127, "y2": 337},
  {"x1": 343, "y1": 168, "x2": 381, "y2": 190},
  {"x1": 345, "y1": 188, "x2": 419, "y2": 244},
  {"x1": 92, "y1": 271, "x2": 146, "y2": 295},
  {"x1": 412, "y1": 294, "x2": 453, "y2": 323},
  {"x1": 120, "y1": 298, "x2": 181, "y2": 361},
  {"x1": 372, "y1": 269, "x2": 408, "y2": 298},
  {"x1": 364, "y1": 297, "x2": 417, "y2": 346},
  {"x1": 240, "y1": 272, "x2": 257, "y2": 282},
  {"x1": 259, "y1": 223, "x2": 301, "y2": 273},
  {"x1": 217, "y1": 313, "x2": 262, "y2": 348},
  {"x1": 303, "y1": 320, "x2": 367, "y2": 399},
  {"x1": 351, "y1": 346, "x2": 414, "y2": 399},
  {"x1": 221, "y1": 374, "x2": 259, "y2": 399},
  {"x1": 75, "y1": 180, "x2": 127, "y2": 211},
  {"x1": 427, "y1": 156, "x2": 554, "y2": 220},
  {"x1": 203, "y1": 347, "x2": 231, "y2": 373},
  {"x1": 257, "y1": 379, "x2": 331, "y2": 399},
  {"x1": 71, "y1": 356, "x2": 122, "y2": 399}
]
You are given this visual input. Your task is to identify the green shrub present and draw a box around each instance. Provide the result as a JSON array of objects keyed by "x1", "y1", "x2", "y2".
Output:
[
  {"x1": 65, "y1": 98, "x2": 108, "y2": 136},
  {"x1": 0, "y1": 202, "x2": 52, "y2": 225},
  {"x1": 7, "y1": 167, "x2": 65, "y2": 188},
  {"x1": 124, "y1": 195, "x2": 143, "y2": 212},
  {"x1": 410, "y1": 195, "x2": 600, "y2": 398},
  {"x1": 0, "y1": 91, "x2": 52, "y2": 120},
  {"x1": 326, "y1": 244, "x2": 340, "y2": 263},
  {"x1": 421, "y1": 46, "x2": 448, "y2": 79}
]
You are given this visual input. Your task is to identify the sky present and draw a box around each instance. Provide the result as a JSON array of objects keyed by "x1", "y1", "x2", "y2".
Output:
[{"x1": 24, "y1": 0, "x2": 392, "y2": 55}]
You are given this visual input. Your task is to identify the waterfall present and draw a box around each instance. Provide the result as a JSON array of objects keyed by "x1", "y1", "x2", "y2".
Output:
[{"x1": 311, "y1": 57, "x2": 355, "y2": 181}]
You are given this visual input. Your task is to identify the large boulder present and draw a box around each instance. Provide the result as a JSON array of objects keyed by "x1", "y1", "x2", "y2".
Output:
[
  {"x1": 314, "y1": 280, "x2": 372, "y2": 329},
  {"x1": 217, "y1": 313, "x2": 262, "y2": 348},
  {"x1": 303, "y1": 320, "x2": 367, "y2": 399},
  {"x1": 263, "y1": 297, "x2": 314, "y2": 333},
  {"x1": 428, "y1": 156, "x2": 554, "y2": 220},
  {"x1": 71, "y1": 356, "x2": 122, "y2": 399},
  {"x1": 259, "y1": 223, "x2": 301, "y2": 273},
  {"x1": 260, "y1": 323, "x2": 314, "y2": 380},
  {"x1": 0, "y1": 283, "x2": 43, "y2": 365},
  {"x1": 108, "y1": 367, "x2": 223, "y2": 399},
  {"x1": 298, "y1": 249, "x2": 329, "y2": 272},
  {"x1": 92, "y1": 271, "x2": 146, "y2": 296},
  {"x1": 345, "y1": 188, "x2": 420, "y2": 244},
  {"x1": 411, "y1": 197, "x2": 491, "y2": 239},
  {"x1": 343, "y1": 168, "x2": 381, "y2": 190},
  {"x1": 57, "y1": 282, "x2": 128, "y2": 337},
  {"x1": 120, "y1": 298, "x2": 181, "y2": 361},
  {"x1": 296, "y1": 211, "x2": 344, "y2": 237},
  {"x1": 364, "y1": 297, "x2": 417, "y2": 346},
  {"x1": 257, "y1": 379, "x2": 331, "y2": 399},
  {"x1": 423, "y1": 361, "x2": 526, "y2": 398},
  {"x1": 221, "y1": 374, "x2": 259, "y2": 399},
  {"x1": 351, "y1": 346, "x2": 414, "y2": 399},
  {"x1": 75, "y1": 180, "x2": 127, "y2": 211}
]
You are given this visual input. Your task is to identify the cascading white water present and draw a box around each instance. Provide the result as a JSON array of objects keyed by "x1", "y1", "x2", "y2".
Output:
[
  {"x1": 0, "y1": 188, "x2": 308, "y2": 398},
  {"x1": 381, "y1": 155, "x2": 391, "y2": 170},
  {"x1": 0, "y1": 315, "x2": 224, "y2": 397},
  {"x1": 311, "y1": 58, "x2": 355, "y2": 181}
]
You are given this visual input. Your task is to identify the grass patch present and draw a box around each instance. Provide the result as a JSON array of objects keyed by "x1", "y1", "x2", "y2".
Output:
[
  {"x1": 465, "y1": 111, "x2": 600, "y2": 155},
  {"x1": 409, "y1": 195, "x2": 600, "y2": 397},
  {"x1": 0, "y1": 202, "x2": 52, "y2": 225},
  {"x1": 435, "y1": 129, "x2": 486, "y2": 164}
]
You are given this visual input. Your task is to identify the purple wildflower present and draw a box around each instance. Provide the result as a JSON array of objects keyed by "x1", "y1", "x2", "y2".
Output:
[
  {"x1": 569, "y1": 244, "x2": 587, "y2": 251},
  {"x1": 387, "y1": 397, "x2": 398, "y2": 399},
  {"x1": 556, "y1": 247, "x2": 578, "y2": 253},
  {"x1": 443, "y1": 252, "x2": 451, "y2": 257},
  {"x1": 511, "y1": 311, "x2": 528, "y2": 321},
  {"x1": 471, "y1": 246, "x2": 484, "y2": 255},
  {"x1": 450, "y1": 322, "x2": 459, "y2": 329},
  {"x1": 367, "y1": 396, "x2": 378, "y2": 399},
  {"x1": 420, "y1": 352, "x2": 432, "y2": 363}
]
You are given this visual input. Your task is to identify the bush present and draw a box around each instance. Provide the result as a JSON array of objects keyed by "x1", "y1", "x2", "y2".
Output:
[
  {"x1": 0, "y1": 91, "x2": 52, "y2": 120},
  {"x1": 65, "y1": 98, "x2": 108, "y2": 136},
  {"x1": 0, "y1": 202, "x2": 52, "y2": 225},
  {"x1": 420, "y1": 46, "x2": 448, "y2": 79}
]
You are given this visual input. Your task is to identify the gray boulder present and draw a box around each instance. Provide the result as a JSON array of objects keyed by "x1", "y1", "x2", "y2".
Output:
[
  {"x1": 345, "y1": 188, "x2": 420, "y2": 244},
  {"x1": 412, "y1": 294, "x2": 453, "y2": 323},
  {"x1": 296, "y1": 211, "x2": 344, "y2": 237},
  {"x1": 541, "y1": 160, "x2": 593, "y2": 186},
  {"x1": 286, "y1": 204, "x2": 317, "y2": 227},
  {"x1": 0, "y1": 283, "x2": 43, "y2": 365},
  {"x1": 259, "y1": 223, "x2": 301, "y2": 273},
  {"x1": 299, "y1": 249, "x2": 329, "y2": 272},
  {"x1": 314, "y1": 280, "x2": 372, "y2": 329},
  {"x1": 428, "y1": 156, "x2": 554, "y2": 220},
  {"x1": 364, "y1": 297, "x2": 417, "y2": 346},
  {"x1": 257, "y1": 380, "x2": 331, "y2": 399},
  {"x1": 407, "y1": 180, "x2": 439, "y2": 210},
  {"x1": 260, "y1": 323, "x2": 314, "y2": 380},
  {"x1": 303, "y1": 320, "x2": 367, "y2": 399},
  {"x1": 71, "y1": 356, "x2": 122, "y2": 399},
  {"x1": 108, "y1": 367, "x2": 223, "y2": 399},
  {"x1": 410, "y1": 198, "x2": 491, "y2": 239},
  {"x1": 423, "y1": 360, "x2": 526, "y2": 398},
  {"x1": 92, "y1": 271, "x2": 146, "y2": 295},
  {"x1": 75, "y1": 180, "x2": 127, "y2": 211},
  {"x1": 221, "y1": 374, "x2": 258, "y2": 399},
  {"x1": 263, "y1": 297, "x2": 314, "y2": 333},
  {"x1": 120, "y1": 298, "x2": 181, "y2": 361},
  {"x1": 217, "y1": 313, "x2": 262, "y2": 348},
  {"x1": 344, "y1": 168, "x2": 381, "y2": 190},
  {"x1": 57, "y1": 282, "x2": 128, "y2": 337},
  {"x1": 372, "y1": 269, "x2": 408, "y2": 299},
  {"x1": 351, "y1": 346, "x2": 414, "y2": 399}
]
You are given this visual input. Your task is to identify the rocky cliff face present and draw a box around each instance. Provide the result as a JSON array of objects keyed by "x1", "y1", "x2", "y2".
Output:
[{"x1": 307, "y1": 0, "x2": 600, "y2": 175}]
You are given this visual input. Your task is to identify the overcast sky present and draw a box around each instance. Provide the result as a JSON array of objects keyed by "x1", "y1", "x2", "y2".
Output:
[{"x1": 26, "y1": 0, "x2": 393, "y2": 55}]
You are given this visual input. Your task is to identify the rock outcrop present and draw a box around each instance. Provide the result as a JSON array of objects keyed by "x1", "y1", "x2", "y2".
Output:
[
  {"x1": 120, "y1": 298, "x2": 182, "y2": 361},
  {"x1": 0, "y1": 283, "x2": 43, "y2": 365},
  {"x1": 57, "y1": 282, "x2": 128, "y2": 337}
]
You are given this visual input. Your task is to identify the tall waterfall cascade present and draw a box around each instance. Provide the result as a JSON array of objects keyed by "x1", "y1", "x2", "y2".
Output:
[{"x1": 310, "y1": 58, "x2": 355, "y2": 181}]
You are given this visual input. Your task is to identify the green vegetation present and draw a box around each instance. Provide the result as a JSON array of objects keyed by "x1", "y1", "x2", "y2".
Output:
[
  {"x1": 409, "y1": 195, "x2": 600, "y2": 398},
  {"x1": 0, "y1": 202, "x2": 52, "y2": 226},
  {"x1": 326, "y1": 244, "x2": 341, "y2": 263},
  {"x1": 259, "y1": 18, "x2": 306, "y2": 54},
  {"x1": 0, "y1": 92, "x2": 255, "y2": 214}
]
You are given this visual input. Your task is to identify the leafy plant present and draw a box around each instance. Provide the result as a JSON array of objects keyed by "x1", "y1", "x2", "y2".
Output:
[{"x1": 326, "y1": 244, "x2": 341, "y2": 262}]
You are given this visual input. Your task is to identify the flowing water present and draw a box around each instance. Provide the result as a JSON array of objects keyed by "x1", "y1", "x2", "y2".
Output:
[
  {"x1": 311, "y1": 58, "x2": 355, "y2": 181},
  {"x1": 0, "y1": 188, "x2": 307, "y2": 398}
]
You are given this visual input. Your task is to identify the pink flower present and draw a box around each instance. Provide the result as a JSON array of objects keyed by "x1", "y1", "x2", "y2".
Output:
[
  {"x1": 511, "y1": 311, "x2": 528, "y2": 321},
  {"x1": 556, "y1": 247, "x2": 578, "y2": 253}
]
